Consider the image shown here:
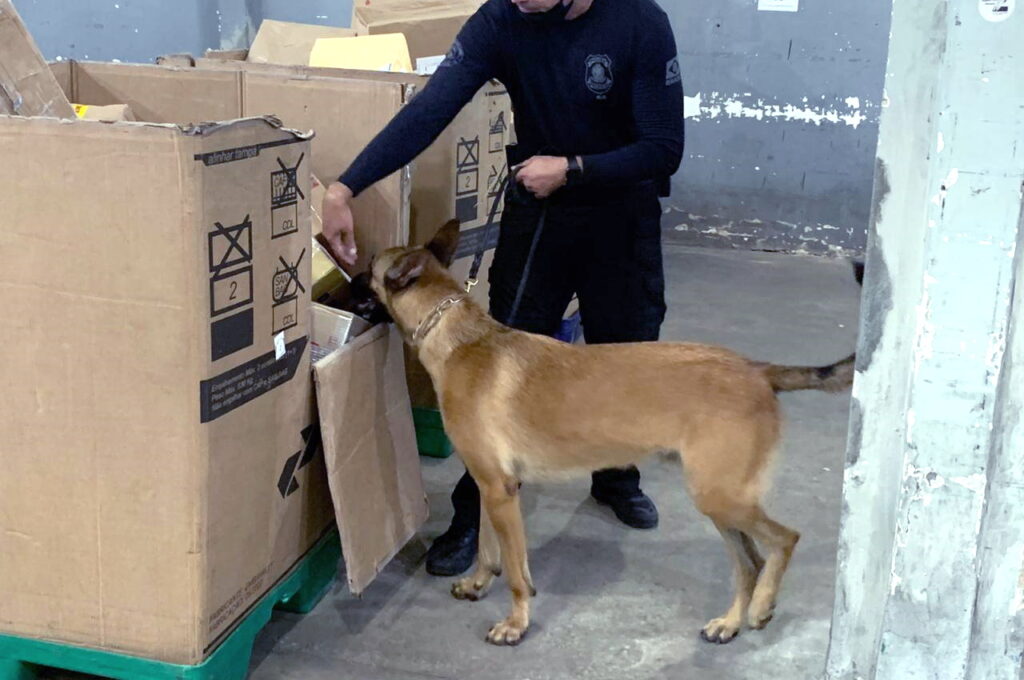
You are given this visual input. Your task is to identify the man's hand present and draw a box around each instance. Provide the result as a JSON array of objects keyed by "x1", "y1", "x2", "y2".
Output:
[
  {"x1": 514, "y1": 156, "x2": 570, "y2": 199},
  {"x1": 565, "y1": 0, "x2": 593, "y2": 21},
  {"x1": 320, "y1": 182, "x2": 358, "y2": 267}
]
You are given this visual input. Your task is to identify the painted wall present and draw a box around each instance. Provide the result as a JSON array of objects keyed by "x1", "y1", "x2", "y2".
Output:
[
  {"x1": 18, "y1": 0, "x2": 889, "y2": 255},
  {"x1": 665, "y1": 1, "x2": 892, "y2": 255}
]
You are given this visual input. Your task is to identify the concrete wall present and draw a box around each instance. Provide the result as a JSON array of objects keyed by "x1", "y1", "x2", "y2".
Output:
[
  {"x1": 665, "y1": 0, "x2": 892, "y2": 255},
  {"x1": 18, "y1": 0, "x2": 889, "y2": 256}
]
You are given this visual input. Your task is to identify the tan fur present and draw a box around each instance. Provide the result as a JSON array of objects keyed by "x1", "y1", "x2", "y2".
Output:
[{"x1": 368, "y1": 222, "x2": 853, "y2": 647}]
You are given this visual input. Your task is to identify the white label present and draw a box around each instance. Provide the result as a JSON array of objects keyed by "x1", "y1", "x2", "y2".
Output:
[
  {"x1": 979, "y1": 0, "x2": 1014, "y2": 21},
  {"x1": 758, "y1": 0, "x2": 799, "y2": 11},
  {"x1": 274, "y1": 332, "x2": 286, "y2": 361},
  {"x1": 416, "y1": 55, "x2": 446, "y2": 75}
]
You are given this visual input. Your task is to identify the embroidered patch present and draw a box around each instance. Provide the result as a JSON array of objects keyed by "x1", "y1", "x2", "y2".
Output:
[
  {"x1": 441, "y1": 39, "x2": 465, "y2": 67},
  {"x1": 666, "y1": 57, "x2": 682, "y2": 86},
  {"x1": 585, "y1": 54, "x2": 614, "y2": 97}
]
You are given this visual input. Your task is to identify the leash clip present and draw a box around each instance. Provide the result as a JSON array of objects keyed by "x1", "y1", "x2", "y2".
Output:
[{"x1": 464, "y1": 277, "x2": 478, "y2": 293}]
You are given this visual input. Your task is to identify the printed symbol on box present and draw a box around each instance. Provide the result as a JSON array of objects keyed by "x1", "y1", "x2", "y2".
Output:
[
  {"x1": 456, "y1": 136, "x2": 481, "y2": 223},
  {"x1": 488, "y1": 111, "x2": 507, "y2": 153},
  {"x1": 278, "y1": 424, "x2": 322, "y2": 498},
  {"x1": 270, "y1": 153, "x2": 305, "y2": 239},
  {"x1": 272, "y1": 249, "x2": 306, "y2": 334},
  {"x1": 208, "y1": 217, "x2": 255, "y2": 361}
]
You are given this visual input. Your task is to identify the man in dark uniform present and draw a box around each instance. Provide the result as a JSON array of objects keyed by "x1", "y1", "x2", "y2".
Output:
[{"x1": 321, "y1": 0, "x2": 685, "y2": 576}]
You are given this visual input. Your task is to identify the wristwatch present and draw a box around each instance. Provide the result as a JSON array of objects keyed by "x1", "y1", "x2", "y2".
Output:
[{"x1": 565, "y1": 155, "x2": 583, "y2": 188}]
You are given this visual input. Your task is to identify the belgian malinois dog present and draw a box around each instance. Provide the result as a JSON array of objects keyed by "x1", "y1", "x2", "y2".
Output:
[{"x1": 365, "y1": 220, "x2": 854, "y2": 646}]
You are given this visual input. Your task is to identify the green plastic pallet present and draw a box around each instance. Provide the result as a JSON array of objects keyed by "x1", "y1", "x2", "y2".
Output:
[
  {"x1": 0, "y1": 528, "x2": 341, "y2": 680},
  {"x1": 413, "y1": 407, "x2": 454, "y2": 459}
]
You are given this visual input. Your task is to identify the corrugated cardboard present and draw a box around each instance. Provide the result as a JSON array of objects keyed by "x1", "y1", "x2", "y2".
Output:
[
  {"x1": 350, "y1": 0, "x2": 485, "y2": 61},
  {"x1": 248, "y1": 19, "x2": 356, "y2": 66},
  {"x1": 309, "y1": 33, "x2": 414, "y2": 73},
  {"x1": 0, "y1": 0, "x2": 75, "y2": 117},
  {"x1": 72, "y1": 102, "x2": 135, "y2": 121},
  {"x1": 313, "y1": 324, "x2": 428, "y2": 595},
  {"x1": 0, "y1": 114, "x2": 333, "y2": 663}
]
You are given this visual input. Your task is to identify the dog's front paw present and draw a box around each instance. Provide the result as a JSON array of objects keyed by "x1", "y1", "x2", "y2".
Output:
[
  {"x1": 700, "y1": 617, "x2": 741, "y2": 645},
  {"x1": 486, "y1": 617, "x2": 528, "y2": 646},
  {"x1": 451, "y1": 577, "x2": 488, "y2": 602}
]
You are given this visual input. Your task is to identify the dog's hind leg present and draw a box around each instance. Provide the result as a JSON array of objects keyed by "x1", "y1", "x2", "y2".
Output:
[
  {"x1": 736, "y1": 507, "x2": 799, "y2": 630},
  {"x1": 479, "y1": 477, "x2": 533, "y2": 646},
  {"x1": 452, "y1": 499, "x2": 502, "y2": 601},
  {"x1": 699, "y1": 521, "x2": 761, "y2": 644}
]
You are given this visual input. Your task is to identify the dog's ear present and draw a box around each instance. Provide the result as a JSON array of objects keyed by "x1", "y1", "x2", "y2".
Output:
[
  {"x1": 425, "y1": 219, "x2": 461, "y2": 268},
  {"x1": 384, "y1": 250, "x2": 430, "y2": 292}
]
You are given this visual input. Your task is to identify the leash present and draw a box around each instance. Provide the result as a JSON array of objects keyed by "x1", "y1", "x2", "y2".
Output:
[{"x1": 465, "y1": 166, "x2": 512, "y2": 293}]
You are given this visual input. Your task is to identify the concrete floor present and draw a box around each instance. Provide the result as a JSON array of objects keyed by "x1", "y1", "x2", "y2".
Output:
[{"x1": 245, "y1": 245, "x2": 862, "y2": 680}]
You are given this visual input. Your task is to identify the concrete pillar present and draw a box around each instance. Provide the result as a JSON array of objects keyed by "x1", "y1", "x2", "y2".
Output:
[{"x1": 826, "y1": 0, "x2": 1024, "y2": 679}]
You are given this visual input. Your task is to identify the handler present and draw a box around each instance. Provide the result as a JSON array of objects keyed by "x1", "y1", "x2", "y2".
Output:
[{"x1": 321, "y1": 0, "x2": 685, "y2": 577}]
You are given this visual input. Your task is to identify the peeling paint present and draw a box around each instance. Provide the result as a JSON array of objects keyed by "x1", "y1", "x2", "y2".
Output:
[
  {"x1": 683, "y1": 90, "x2": 876, "y2": 128},
  {"x1": 950, "y1": 473, "x2": 987, "y2": 495}
]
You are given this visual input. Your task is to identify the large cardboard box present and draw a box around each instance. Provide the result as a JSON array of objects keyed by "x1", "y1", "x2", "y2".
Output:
[
  {"x1": 350, "y1": 0, "x2": 485, "y2": 61},
  {"x1": 52, "y1": 60, "x2": 410, "y2": 275},
  {"x1": 0, "y1": 0, "x2": 75, "y2": 117},
  {"x1": 0, "y1": 113, "x2": 334, "y2": 663}
]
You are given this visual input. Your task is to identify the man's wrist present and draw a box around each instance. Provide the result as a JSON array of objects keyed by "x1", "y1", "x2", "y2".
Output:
[
  {"x1": 565, "y1": 155, "x2": 584, "y2": 187},
  {"x1": 327, "y1": 181, "x2": 354, "y2": 203}
]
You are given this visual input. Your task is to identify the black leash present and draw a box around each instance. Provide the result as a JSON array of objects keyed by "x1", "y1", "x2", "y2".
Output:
[
  {"x1": 464, "y1": 159, "x2": 549, "y2": 327},
  {"x1": 465, "y1": 167, "x2": 512, "y2": 293}
]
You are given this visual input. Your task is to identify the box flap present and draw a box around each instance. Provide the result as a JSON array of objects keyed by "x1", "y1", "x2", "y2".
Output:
[
  {"x1": 249, "y1": 19, "x2": 357, "y2": 66},
  {"x1": 0, "y1": 0, "x2": 75, "y2": 117},
  {"x1": 313, "y1": 324, "x2": 427, "y2": 595}
]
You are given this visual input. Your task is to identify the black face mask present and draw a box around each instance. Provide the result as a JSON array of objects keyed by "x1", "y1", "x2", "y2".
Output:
[{"x1": 518, "y1": 0, "x2": 573, "y2": 24}]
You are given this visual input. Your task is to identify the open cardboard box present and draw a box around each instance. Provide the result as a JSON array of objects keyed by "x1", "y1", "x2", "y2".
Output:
[
  {"x1": 182, "y1": 54, "x2": 513, "y2": 408},
  {"x1": 1, "y1": 52, "x2": 425, "y2": 665}
]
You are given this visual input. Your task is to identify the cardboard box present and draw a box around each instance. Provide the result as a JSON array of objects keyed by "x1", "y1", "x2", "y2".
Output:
[
  {"x1": 248, "y1": 19, "x2": 357, "y2": 66},
  {"x1": 51, "y1": 60, "x2": 410, "y2": 275},
  {"x1": 311, "y1": 302, "x2": 371, "y2": 362},
  {"x1": 180, "y1": 58, "x2": 511, "y2": 310},
  {"x1": 350, "y1": 0, "x2": 485, "y2": 61},
  {"x1": 72, "y1": 102, "x2": 135, "y2": 121},
  {"x1": 182, "y1": 57, "x2": 511, "y2": 408},
  {"x1": 0, "y1": 0, "x2": 75, "y2": 117},
  {"x1": 0, "y1": 114, "x2": 334, "y2": 663},
  {"x1": 313, "y1": 324, "x2": 428, "y2": 595},
  {"x1": 309, "y1": 33, "x2": 414, "y2": 73}
]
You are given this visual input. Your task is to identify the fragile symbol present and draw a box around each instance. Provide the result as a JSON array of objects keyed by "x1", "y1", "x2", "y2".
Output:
[
  {"x1": 271, "y1": 154, "x2": 306, "y2": 208},
  {"x1": 277, "y1": 424, "x2": 322, "y2": 498}
]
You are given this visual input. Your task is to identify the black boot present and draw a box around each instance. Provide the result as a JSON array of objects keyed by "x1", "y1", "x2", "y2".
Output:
[
  {"x1": 590, "y1": 466, "x2": 658, "y2": 529},
  {"x1": 426, "y1": 470, "x2": 480, "y2": 576}
]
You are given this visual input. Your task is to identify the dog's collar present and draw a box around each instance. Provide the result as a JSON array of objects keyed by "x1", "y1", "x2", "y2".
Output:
[{"x1": 412, "y1": 295, "x2": 465, "y2": 344}]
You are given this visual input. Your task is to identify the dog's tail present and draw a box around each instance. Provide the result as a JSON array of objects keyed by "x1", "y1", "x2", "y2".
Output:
[{"x1": 753, "y1": 353, "x2": 856, "y2": 393}]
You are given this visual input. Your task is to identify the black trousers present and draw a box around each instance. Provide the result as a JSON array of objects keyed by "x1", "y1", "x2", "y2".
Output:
[{"x1": 447, "y1": 180, "x2": 667, "y2": 532}]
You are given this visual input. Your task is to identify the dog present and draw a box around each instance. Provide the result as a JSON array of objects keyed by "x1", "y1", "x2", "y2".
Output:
[{"x1": 365, "y1": 220, "x2": 855, "y2": 647}]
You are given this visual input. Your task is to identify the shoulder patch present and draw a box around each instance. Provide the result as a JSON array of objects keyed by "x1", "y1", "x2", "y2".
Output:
[
  {"x1": 441, "y1": 39, "x2": 465, "y2": 67},
  {"x1": 665, "y1": 56, "x2": 682, "y2": 86}
]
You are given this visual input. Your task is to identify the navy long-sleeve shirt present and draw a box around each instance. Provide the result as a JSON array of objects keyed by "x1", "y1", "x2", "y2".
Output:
[{"x1": 338, "y1": 0, "x2": 684, "y2": 198}]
